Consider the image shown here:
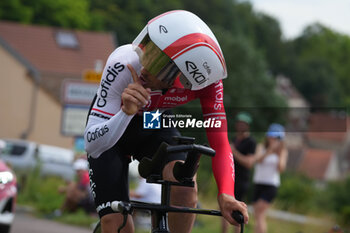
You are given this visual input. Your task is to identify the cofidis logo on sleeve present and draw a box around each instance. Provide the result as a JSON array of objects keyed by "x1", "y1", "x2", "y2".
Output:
[{"x1": 143, "y1": 110, "x2": 162, "y2": 129}]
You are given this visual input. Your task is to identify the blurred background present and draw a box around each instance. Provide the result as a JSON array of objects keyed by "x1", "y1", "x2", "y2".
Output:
[{"x1": 0, "y1": 0, "x2": 349, "y2": 232}]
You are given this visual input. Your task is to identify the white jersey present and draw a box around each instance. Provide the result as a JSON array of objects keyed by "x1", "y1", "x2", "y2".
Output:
[
  {"x1": 253, "y1": 153, "x2": 280, "y2": 187},
  {"x1": 84, "y1": 45, "x2": 141, "y2": 158}
]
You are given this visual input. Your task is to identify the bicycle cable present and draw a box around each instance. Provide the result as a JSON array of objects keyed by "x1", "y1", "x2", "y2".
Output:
[{"x1": 117, "y1": 213, "x2": 127, "y2": 233}]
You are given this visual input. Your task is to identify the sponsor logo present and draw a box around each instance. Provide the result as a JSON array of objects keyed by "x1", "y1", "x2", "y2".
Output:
[
  {"x1": 185, "y1": 61, "x2": 208, "y2": 85},
  {"x1": 214, "y1": 81, "x2": 224, "y2": 110},
  {"x1": 143, "y1": 110, "x2": 162, "y2": 129},
  {"x1": 164, "y1": 96, "x2": 188, "y2": 102},
  {"x1": 96, "y1": 202, "x2": 111, "y2": 212},
  {"x1": 97, "y1": 62, "x2": 125, "y2": 107},
  {"x1": 203, "y1": 62, "x2": 211, "y2": 75},
  {"x1": 159, "y1": 25, "x2": 168, "y2": 33},
  {"x1": 90, "y1": 112, "x2": 111, "y2": 120},
  {"x1": 86, "y1": 125, "x2": 109, "y2": 142}
]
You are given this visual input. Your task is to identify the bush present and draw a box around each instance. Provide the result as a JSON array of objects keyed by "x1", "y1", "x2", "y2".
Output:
[
  {"x1": 275, "y1": 173, "x2": 319, "y2": 213},
  {"x1": 325, "y1": 176, "x2": 350, "y2": 226},
  {"x1": 17, "y1": 167, "x2": 66, "y2": 213},
  {"x1": 17, "y1": 168, "x2": 98, "y2": 227}
]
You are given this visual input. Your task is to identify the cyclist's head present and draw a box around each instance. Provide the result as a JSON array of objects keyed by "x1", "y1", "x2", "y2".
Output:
[{"x1": 133, "y1": 10, "x2": 227, "y2": 90}]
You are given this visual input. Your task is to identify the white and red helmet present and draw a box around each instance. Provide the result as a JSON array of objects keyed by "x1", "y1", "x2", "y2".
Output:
[{"x1": 133, "y1": 10, "x2": 227, "y2": 90}]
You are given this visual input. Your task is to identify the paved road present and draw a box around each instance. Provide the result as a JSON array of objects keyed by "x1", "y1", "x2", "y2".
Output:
[{"x1": 11, "y1": 211, "x2": 92, "y2": 233}]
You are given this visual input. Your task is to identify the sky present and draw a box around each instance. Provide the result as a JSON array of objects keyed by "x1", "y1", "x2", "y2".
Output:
[{"x1": 246, "y1": 0, "x2": 350, "y2": 39}]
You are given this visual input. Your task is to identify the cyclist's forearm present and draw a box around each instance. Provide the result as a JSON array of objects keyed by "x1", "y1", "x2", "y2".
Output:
[
  {"x1": 211, "y1": 151, "x2": 235, "y2": 197},
  {"x1": 84, "y1": 110, "x2": 134, "y2": 158}
]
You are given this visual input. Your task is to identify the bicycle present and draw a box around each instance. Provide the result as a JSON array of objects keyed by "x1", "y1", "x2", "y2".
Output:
[{"x1": 93, "y1": 136, "x2": 245, "y2": 233}]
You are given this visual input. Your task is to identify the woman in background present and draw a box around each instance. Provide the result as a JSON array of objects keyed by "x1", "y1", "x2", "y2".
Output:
[{"x1": 252, "y1": 123, "x2": 288, "y2": 233}]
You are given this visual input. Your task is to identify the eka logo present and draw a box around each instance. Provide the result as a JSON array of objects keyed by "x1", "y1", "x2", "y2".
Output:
[
  {"x1": 185, "y1": 61, "x2": 208, "y2": 85},
  {"x1": 143, "y1": 110, "x2": 162, "y2": 129}
]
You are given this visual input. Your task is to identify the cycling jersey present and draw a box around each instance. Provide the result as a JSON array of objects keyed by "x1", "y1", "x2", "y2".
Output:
[{"x1": 84, "y1": 44, "x2": 235, "y2": 197}]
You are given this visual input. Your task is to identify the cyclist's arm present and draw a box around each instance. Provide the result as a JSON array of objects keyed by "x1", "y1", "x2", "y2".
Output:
[
  {"x1": 197, "y1": 80, "x2": 235, "y2": 197},
  {"x1": 84, "y1": 45, "x2": 141, "y2": 158}
]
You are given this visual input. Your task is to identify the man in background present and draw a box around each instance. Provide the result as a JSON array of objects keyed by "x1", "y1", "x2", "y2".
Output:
[{"x1": 222, "y1": 112, "x2": 256, "y2": 233}]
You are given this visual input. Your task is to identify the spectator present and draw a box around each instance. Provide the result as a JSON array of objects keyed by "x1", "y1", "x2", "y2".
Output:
[
  {"x1": 252, "y1": 123, "x2": 288, "y2": 233},
  {"x1": 57, "y1": 158, "x2": 95, "y2": 215},
  {"x1": 130, "y1": 176, "x2": 161, "y2": 204},
  {"x1": 130, "y1": 176, "x2": 161, "y2": 229},
  {"x1": 329, "y1": 225, "x2": 343, "y2": 233},
  {"x1": 222, "y1": 112, "x2": 256, "y2": 233}
]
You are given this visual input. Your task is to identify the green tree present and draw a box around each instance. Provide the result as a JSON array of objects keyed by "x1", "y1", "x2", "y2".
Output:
[
  {"x1": 0, "y1": 0, "x2": 32, "y2": 23},
  {"x1": 214, "y1": 26, "x2": 287, "y2": 134},
  {"x1": 325, "y1": 176, "x2": 350, "y2": 225},
  {"x1": 23, "y1": 0, "x2": 92, "y2": 29},
  {"x1": 89, "y1": 0, "x2": 183, "y2": 45},
  {"x1": 253, "y1": 13, "x2": 284, "y2": 75},
  {"x1": 0, "y1": 0, "x2": 93, "y2": 29},
  {"x1": 279, "y1": 24, "x2": 350, "y2": 107}
]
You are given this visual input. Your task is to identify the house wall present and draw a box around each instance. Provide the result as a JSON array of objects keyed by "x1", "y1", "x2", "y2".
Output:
[
  {"x1": 325, "y1": 153, "x2": 340, "y2": 181},
  {"x1": 0, "y1": 46, "x2": 32, "y2": 137},
  {"x1": 0, "y1": 46, "x2": 74, "y2": 149}
]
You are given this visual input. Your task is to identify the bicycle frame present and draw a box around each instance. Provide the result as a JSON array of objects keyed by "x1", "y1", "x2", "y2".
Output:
[
  {"x1": 129, "y1": 179, "x2": 222, "y2": 233},
  {"x1": 110, "y1": 178, "x2": 243, "y2": 233},
  {"x1": 93, "y1": 137, "x2": 244, "y2": 233}
]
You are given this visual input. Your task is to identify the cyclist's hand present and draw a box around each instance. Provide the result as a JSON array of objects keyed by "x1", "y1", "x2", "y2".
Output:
[
  {"x1": 218, "y1": 193, "x2": 249, "y2": 226},
  {"x1": 122, "y1": 64, "x2": 151, "y2": 115}
]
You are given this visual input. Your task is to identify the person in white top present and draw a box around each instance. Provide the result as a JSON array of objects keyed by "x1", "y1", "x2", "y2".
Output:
[
  {"x1": 252, "y1": 123, "x2": 288, "y2": 233},
  {"x1": 130, "y1": 177, "x2": 161, "y2": 204}
]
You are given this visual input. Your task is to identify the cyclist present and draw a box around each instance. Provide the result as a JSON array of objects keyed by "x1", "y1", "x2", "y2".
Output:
[{"x1": 84, "y1": 10, "x2": 249, "y2": 233}]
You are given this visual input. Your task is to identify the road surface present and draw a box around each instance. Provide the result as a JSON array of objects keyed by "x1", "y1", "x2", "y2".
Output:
[{"x1": 11, "y1": 211, "x2": 92, "y2": 233}]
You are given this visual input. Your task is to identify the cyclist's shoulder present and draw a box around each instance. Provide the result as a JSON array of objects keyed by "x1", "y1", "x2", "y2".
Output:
[
  {"x1": 102, "y1": 44, "x2": 141, "y2": 84},
  {"x1": 106, "y1": 44, "x2": 140, "y2": 68}
]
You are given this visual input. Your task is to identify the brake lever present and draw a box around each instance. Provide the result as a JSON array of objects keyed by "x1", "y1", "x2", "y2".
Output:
[
  {"x1": 231, "y1": 210, "x2": 244, "y2": 233},
  {"x1": 111, "y1": 201, "x2": 133, "y2": 233}
]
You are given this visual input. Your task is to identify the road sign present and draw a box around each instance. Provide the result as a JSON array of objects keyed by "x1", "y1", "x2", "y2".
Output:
[
  {"x1": 61, "y1": 105, "x2": 90, "y2": 136},
  {"x1": 62, "y1": 79, "x2": 98, "y2": 105},
  {"x1": 83, "y1": 69, "x2": 102, "y2": 83}
]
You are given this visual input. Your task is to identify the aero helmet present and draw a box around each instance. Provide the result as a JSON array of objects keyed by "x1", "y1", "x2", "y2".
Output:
[{"x1": 133, "y1": 10, "x2": 227, "y2": 90}]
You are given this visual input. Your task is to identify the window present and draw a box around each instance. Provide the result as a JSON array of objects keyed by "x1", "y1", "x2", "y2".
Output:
[
  {"x1": 55, "y1": 31, "x2": 79, "y2": 49},
  {"x1": 2, "y1": 143, "x2": 27, "y2": 156}
]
